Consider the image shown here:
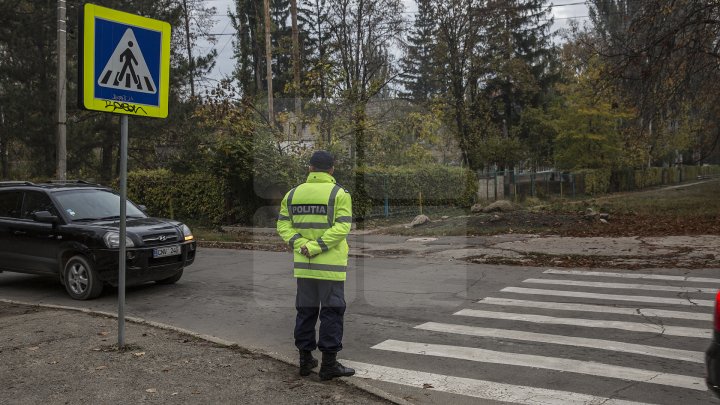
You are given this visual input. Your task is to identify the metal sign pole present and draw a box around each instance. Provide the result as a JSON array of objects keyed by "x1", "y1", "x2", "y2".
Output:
[{"x1": 118, "y1": 115, "x2": 128, "y2": 349}]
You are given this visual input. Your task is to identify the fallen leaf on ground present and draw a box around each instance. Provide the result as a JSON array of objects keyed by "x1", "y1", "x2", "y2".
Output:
[
  {"x1": 145, "y1": 388, "x2": 157, "y2": 393},
  {"x1": 133, "y1": 352, "x2": 146, "y2": 357},
  {"x1": 27, "y1": 346, "x2": 39, "y2": 351},
  {"x1": 422, "y1": 383, "x2": 434, "y2": 389}
]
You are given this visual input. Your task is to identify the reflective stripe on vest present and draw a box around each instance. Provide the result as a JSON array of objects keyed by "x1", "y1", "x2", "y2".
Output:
[{"x1": 288, "y1": 184, "x2": 342, "y2": 229}]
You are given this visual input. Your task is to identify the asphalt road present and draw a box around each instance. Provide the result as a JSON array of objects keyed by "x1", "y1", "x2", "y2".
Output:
[{"x1": 1, "y1": 246, "x2": 718, "y2": 405}]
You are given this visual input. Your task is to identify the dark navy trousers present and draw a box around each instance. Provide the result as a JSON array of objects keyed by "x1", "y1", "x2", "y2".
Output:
[{"x1": 294, "y1": 278, "x2": 346, "y2": 353}]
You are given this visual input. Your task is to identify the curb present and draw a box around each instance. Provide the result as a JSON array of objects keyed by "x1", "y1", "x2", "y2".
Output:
[{"x1": 0, "y1": 298, "x2": 413, "y2": 405}]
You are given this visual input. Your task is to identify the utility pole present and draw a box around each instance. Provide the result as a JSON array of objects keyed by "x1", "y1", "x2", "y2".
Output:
[
  {"x1": 263, "y1": 0, "x2": 274, "y2": 123},
  {"x1": 56, "y1": 0, "x2": 67, "y2": 180},
  {"x1": 182, "y1": 0, "x2": 195, "y2": 98}
]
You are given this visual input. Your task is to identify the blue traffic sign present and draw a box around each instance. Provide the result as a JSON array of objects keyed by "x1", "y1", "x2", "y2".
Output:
[{"x1": 81, "y1": 4, "x2": 170, "y2": 118}]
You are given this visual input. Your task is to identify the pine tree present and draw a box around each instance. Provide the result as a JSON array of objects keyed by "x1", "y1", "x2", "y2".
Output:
[
  {"x1": 399, "y1": 0, "x2": 440, "y2": 103},
  {"x1": 297, "y1": 0, "x2": 333, "y2": 100},
  {"x1": 482, "y1": 0, "x2": 558, "y2": 137},
  {"x1": 231, "y1": 0, "x2": 265, "y2": 97}
]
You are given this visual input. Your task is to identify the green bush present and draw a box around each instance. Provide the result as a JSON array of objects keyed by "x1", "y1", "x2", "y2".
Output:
[
  {"x1": 126, "y1": 169, "x2": 227, "y2": 225},
  {"x1": 336, "y1": 165, "x2": 478, "y2": 217},
  {"x1": 576, "y1": 169, "x2": 611, "y2": 195},
  {"x1": 634, "y1": 167, "x2": 664, "y2": 189}
]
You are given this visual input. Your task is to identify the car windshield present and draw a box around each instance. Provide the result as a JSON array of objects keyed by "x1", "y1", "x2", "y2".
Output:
[{"x1": 53, "y1": 189, "x2": 146, "y2": 222}]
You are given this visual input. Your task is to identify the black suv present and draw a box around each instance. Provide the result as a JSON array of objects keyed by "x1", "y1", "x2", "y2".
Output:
[{"x1": 0, "y1": 181, "x2": 196, "y2": 300}]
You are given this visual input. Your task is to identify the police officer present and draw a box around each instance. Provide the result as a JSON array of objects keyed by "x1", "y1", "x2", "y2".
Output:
[{"x1": 276, "y1": 151, "x2": 355, "y2": 380}]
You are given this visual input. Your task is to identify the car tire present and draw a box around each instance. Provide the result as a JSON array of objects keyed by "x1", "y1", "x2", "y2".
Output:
[
  {"x1": 63, "y1": 255, "x2": 103, "y2": 300},
  {"x1": 156, "y1": 269, "x2": 183, "y2": 285}
]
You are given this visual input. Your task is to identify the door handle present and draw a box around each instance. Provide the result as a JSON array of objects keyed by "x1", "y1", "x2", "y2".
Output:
[{"x1": 12, "y1": 230, "x2": 26, "y2": 236}]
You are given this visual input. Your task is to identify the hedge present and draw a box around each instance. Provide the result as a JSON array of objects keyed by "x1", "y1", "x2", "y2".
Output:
[
  {"x1": 575, "y1": 169, "x2": 611, "y2": 195},
  {"x1": 578, "y1": 165, "x2": 720, "y2": 194},
  {"x1": 335, "y1": 165, "x2": 478, "y2": 217},
  {"x1": 121, "y1": 165, "x2": 476, "y2": 225},
  {"x1": 125, "y1": 169, "x2": 227, "y2": 225}
]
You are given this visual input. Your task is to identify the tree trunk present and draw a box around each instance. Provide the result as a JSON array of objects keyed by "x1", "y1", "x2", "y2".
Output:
[
  {"x1": 182, "y1": 0, "x2": 195, "y2": 98},
  {"x1": 101, "y1": 129, "x2": 114, "y2": 182},
  {"x1": 353, "y1": 105, "x2": 367, "y2": 229},
  {"x1": 263, "y1": 0, "x2": 274, "y2": 123},
  {"x1": 0, "y1": 105, "x2": 6, "y2": 179},
  {"x1": 253, "y1": 2, "x2": 263, "y2": 93},
  {"x1": 290, "y1": 0, "x2": 301, "y2": 126}
]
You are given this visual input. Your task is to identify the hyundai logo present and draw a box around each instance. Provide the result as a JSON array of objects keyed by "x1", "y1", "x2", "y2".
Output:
[{"x1": 158, "y1": 235, "x2": 167, "y2": 241}]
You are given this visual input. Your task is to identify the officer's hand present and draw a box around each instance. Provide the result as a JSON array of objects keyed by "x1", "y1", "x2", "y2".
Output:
[{"x1": 300, "y1": 246, "x2": 311, "y2": 258}]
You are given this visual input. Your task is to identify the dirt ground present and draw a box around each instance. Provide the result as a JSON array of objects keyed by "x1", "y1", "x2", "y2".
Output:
[{"x1": 0, "y1": 303, "x2": 389, "y2": 405}]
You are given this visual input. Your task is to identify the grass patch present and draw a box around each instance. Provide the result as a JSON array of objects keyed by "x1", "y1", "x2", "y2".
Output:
[{"x1": 546, "y1": 179, "x2": 720, "y2": 217}]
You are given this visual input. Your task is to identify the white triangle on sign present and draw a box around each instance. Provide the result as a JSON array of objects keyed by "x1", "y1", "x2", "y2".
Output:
[{"x1": 97, "y1": 28, "x2": 157, "y2": 94}]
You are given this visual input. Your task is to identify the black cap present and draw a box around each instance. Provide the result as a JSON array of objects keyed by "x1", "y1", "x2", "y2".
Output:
[{"x1": 309, "y1": 151, "x2": 334, "y2": 170}]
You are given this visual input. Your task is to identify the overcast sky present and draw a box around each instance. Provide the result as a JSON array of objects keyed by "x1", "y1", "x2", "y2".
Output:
[{"x1": 195, "y1": 0, "x2": 589, "y2": 91}]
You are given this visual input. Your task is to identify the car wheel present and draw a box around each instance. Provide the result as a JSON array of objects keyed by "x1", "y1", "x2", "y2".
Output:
[
  {"x1": 156, "y1": 269, "x2": 183, "y2": 285},
  {"x1": 64, "y1": 255, "x2": 103, "y2": 300}
]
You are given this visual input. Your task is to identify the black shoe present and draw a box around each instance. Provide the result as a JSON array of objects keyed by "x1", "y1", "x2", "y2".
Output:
[
  {"x1": 299, "y1": 350, "x2": 318, "y2": 376},
  {"x1": 319, "y1": 352, "x2": 355, "y2": 380}
]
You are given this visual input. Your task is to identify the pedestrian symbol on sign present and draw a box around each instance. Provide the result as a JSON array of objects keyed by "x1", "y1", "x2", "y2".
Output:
[{"x1": 97, "y1": 28, "x2": 157, "y2": 94}]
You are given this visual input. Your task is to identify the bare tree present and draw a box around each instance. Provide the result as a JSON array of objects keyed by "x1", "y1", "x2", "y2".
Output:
[
  {"x1": 433, "y1": 0, "x2": 482, "y2": 168},
  {"x1": 326, "y1": 0, "x2": 405, "y2": 156}
]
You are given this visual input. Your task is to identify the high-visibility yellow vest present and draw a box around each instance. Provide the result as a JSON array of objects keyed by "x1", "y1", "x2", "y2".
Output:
[{"x1": 276, "y1": 171, "x2": 352, "y2": 281}]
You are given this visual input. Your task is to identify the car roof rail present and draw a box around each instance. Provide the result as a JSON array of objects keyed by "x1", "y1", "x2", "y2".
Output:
[
  {"x1": 46, "y1": 180, "x2": 98, "y2": 186},
  {"x1": 0, "y1": 181, "x2": 35, "y2": 187}
]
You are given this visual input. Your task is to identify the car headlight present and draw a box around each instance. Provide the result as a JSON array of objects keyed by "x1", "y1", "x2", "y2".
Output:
[
  {"x1": 103, "y1": 231, "x2": 135, "y2": 248},
  {"x1": 181, "y1": 224, "x2": 194, "y2": 241}
]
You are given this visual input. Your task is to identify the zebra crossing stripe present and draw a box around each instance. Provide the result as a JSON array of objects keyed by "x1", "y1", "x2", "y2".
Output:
[
  {"x1": 343, "y1": 360, "x2": 656, "y2": 405},
  {"x1": 502, "y1": 287, "x2": 715, "y2": 307},
  {"x1": 454, "y1": 309, "x2": 710, "y2": 338},
  {"x1": 478, "y1": 297, "x2": 710, "y2": 321},
  {"x1": 371, "y1": 340, "x2": 706, "y2": 391},
  {"x1": 544, "y1": 269, "x2": 720, "y2": 284},
  {"x1": 416, "y1": 322, "x2": 704, "y2": 363},
  {"x1": 523, "y1": 278, "x2": 717, "y2": 294}
]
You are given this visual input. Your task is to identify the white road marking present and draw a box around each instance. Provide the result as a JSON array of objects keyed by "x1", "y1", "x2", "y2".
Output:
[
  {"x1": 344, "y1": 360, "x2": 656, "y2": 405},
  {"x1": 478, "y1": 297, "x2": 710, "y2": 321},
  {"x1": 523, "y1": 278, "x2": 717, "y2": 294},
  {"x1": 454, "y1": 309, "x2": 710, "y2": 338},
  {"x1": 502, "y1": 287, "x2": 715, "y2": 307},
  {"x1": 416, "y1": 322, "x2": 705, "y2": 363},
  {"x1": 544, "y1": 269, "x2": 720, "y2": 284},
  {"x1": 371, "y1": 340, "x2": 706, "y2": 391}
]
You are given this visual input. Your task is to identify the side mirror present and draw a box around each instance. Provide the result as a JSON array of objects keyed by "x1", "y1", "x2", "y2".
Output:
[
  {"x1": 33, "y1": 210, "x2": 59, "y2": 224},
  {"x1": 138, "y1": 204, "x2": 148, "y2": 212}
]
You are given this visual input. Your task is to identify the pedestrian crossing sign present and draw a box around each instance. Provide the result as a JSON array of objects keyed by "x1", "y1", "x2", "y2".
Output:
[{"x1": 80, "y1": 4, "x2": 171, "y2": 118}]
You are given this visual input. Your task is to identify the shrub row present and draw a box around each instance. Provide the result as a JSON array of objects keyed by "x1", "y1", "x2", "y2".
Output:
[
  {"x1": 336, "y1": 165, "x2": 478, "y2": 217},
  {"x1": 578, "y1": 165, "x2": 720, "y2": 194},
  {"x1": 122, "y1": 165, "x2": 477, "y2": 225},
  {"x1": 126, "y1": 169, "x2": 227, "y2": 225}
]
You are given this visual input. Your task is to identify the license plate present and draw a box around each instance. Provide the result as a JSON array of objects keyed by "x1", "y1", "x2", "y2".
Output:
[{"x1": 153, "y1": 245, "x2": 181, "y2": 258}]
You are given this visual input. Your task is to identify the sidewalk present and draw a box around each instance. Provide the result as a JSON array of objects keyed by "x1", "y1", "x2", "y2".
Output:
[
  {"x1": 0, "y1": 302, "x2": 390, "y2": 405},
  {"x1": 205, "y1": 229, "x2": 720, "y2": 269}
]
